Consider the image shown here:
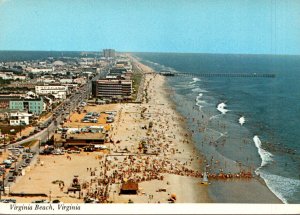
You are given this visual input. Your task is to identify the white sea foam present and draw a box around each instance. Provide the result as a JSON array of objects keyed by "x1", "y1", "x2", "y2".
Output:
[
  {"x1": 256, "y1": 170, "x2": 300, "y2": 204},
  {"x1": 189, "y1": 77, "x2": 201, "y2": 84},
  {"x1": 239, "y1": 116, "x2": 245, "y2": 125},
  {"x1": 196, "y1": 101, "x2": 206, "y2": 106},
  {"x1": 251, "y1": 136, "x2": 297, "y2": 203},
  {"x1": 217, "y1": 102, "x2": 228, "y2": 114},
  {"x1": 196, "y1": 94, "x2": 207, "y2": 103},
  {"x1": 195, "y1": 93, "x2": 207, "y2": 109},
  {"x1": 196, "y1": 93, "x2": 203, "y2": 99},
  {"x1": 188, "y1": 84, "x2": 196, "y2": 88},
  {"x1": 191, "y1": 87, "x2": 208, "y2": 93},
  {"x1": 209, "y1": 114, "x2": 220, "y2": 120},
  {"x1": 253, "y1": 135, "x2": 273, "y2": 167},
  {"x1": 176, "y1": 83, "x2": 194, "y2": 88}
]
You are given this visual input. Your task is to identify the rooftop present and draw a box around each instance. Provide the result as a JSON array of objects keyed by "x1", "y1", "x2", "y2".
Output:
[{"x1": 66, "y1": 133, "x2": 105, "y2": 140}]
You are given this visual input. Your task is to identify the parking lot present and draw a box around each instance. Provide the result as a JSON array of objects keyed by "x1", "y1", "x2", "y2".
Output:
[
  {"x1": 1, "y1": 145, "x2": 37, "y2": 187},
  {"x1": 62, "y1": 104, "x2": 117, "y2": 130}
]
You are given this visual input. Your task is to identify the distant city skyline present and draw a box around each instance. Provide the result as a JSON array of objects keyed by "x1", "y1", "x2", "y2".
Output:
[{"x1": 0, "y1": 0, "x2": 300, "y2": 55}]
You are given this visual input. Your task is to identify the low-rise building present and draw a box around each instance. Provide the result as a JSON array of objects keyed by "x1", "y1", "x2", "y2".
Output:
[
  {"x1": 64, "y1": 133, "x2": 105, "y2": 147},
  {"x1": 0, "y1": 72, "x2": 26, "y2": 80},
  {"x1": 9, "y1": 98, "x2": 45, "y2": 115},
  {"x1": 35, "y1": 85, "x2": 68, "y2": 99},
  {"x1": 9, "y1": 112, "x2": 33, "y2": 126},
  {"x1": 73, "y1": 77, "x2": 87, "y2": 85},
  {"x1": 27, "y1": 68, "x2": 53, "y2": 73},
  {"x1": 0, "y1": 94, "x2": 29, "y2": 109},
  {"x1": 59, "y1": 79, "x2": 73, "y2": 84}
]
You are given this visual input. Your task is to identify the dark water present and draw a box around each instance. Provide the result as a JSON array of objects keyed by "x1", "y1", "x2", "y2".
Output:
[{"x1": 135, "y1": 52, "x2": 300, "y2": 203}]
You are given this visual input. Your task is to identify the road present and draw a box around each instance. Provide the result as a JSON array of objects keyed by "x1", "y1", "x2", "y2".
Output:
[
  {"x1": 1, "y1": 66, "x2": 108, "y2": 149},
  {"x1": 1, "y1": 65, "x2": 110, "y2": 188}
]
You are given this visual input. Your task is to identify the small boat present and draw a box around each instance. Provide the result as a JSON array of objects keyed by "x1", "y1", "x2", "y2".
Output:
[{"x1": 201, "y1": 169, "x2": 209, "y2": 185}]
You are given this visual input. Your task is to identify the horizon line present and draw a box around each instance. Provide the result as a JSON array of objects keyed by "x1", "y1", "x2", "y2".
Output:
[{"x1": 0, "y1": 49, "x2": 299, "y2": 57}]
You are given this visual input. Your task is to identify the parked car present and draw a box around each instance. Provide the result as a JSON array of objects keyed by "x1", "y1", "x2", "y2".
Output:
[
  {"x1": 5, "y1": 163, "x2": 11, "y2": 168},
  {"x1": 106, "y1": 119, "x2": 114, "y2": 123},
  {"x1": 8, "y1": 176, "x2": 15, "y2": 182},
  {"x1": 25, "y1": 149, "x2": 32, "y2": 153},
  {"x1": 16, "y1": 145, "x2": 24, "y2": 149},
  {"x1": 90, "y1": 119, "x2": 98, "y2": 123}
]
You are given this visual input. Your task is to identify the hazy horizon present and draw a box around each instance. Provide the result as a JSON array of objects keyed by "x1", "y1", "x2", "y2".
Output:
[{"x1": 0, "y1": 50, "x2": 300, "y2": 57}]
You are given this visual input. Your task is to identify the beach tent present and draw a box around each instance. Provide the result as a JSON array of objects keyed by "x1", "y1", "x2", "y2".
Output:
[{"x1": 120, "y1": 180, "x2": 138, "y2": 195}]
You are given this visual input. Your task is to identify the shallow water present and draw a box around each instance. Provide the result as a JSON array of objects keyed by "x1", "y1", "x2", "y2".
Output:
[{"x1": 135, "y1": 53, "x2": 300, "y2": 203}]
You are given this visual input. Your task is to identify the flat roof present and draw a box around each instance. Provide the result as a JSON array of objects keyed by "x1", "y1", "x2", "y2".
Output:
[
  {"x1": 67, "y1": 133, "x2": 105, "y2": 140},
  {"x1": 9, "y1": 98, "x2": 43, "y2": 102},
  {"x1": 97, "y1": 79, "x2": 132, "y2": 84}
]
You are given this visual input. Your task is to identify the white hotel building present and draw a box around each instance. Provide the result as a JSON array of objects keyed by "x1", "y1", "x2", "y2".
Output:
[{"x1": 35, "y1": 85, "x2": 68, "y2": 99}]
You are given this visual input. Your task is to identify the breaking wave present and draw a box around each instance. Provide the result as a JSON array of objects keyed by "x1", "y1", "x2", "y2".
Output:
[
  {"x1": 217, "y1": 102, "x2": 228, "y2": 114},
  {"x1": 239, "y1": 116, "x2": 245, "y2": 126},
  {"x1": 253, "y1": 135, "x2": 273, "y2": 168},
  {"x1": 256, "y1": 169, "x2": 300, "y2": 204},
  {"x1": 189, "y1": 77, "x2": 201, "y2": 84}
]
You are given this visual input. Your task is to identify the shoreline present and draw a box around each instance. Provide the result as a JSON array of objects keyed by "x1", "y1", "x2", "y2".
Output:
[
  {"x1": 132, "y1": 55, "x2": 282, "y2": 203},
  {"x1": 127, "y1": 57, "x2": 212, "y2": 203}
]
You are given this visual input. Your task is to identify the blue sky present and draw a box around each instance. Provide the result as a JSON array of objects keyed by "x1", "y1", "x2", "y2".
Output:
[{"x1": 0, "y1": 0, "x2": 299, "y2": 55}]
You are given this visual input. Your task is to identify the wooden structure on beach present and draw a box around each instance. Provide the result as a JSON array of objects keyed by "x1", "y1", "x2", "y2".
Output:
[
  {"x1": 64, "y1": 133, "x2": 105, "y2": 147},
  {"x1": 120, "y1": 180, "x2": 138, "y2": 195}
]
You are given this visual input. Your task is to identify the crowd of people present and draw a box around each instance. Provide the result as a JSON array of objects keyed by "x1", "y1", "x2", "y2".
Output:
[{"x1": 68, "y1": 73, "x2": 254, "y2": 203}]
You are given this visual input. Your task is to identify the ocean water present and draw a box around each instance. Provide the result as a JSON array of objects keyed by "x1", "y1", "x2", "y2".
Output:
[
  {"x1": 135, "y1": 53, "x2": 300, "y2": 203},
  {"x1": 0, "y1": 51, "x2": 97, "y2": 62}
]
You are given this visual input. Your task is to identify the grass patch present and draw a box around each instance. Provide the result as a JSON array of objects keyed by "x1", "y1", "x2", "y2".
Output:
[
  {"x1": 39, "y1": 112, "x2": 52, "y2": 120},
  {"x1": 0, "y1": 124, "x2": 26, "y2": 135},
  {"x1": 21, "y1": 139, "x2": 38, "y2": 148},
  {"x1": 131, "y1": 62, "x2": 144, "y2": 101}
]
